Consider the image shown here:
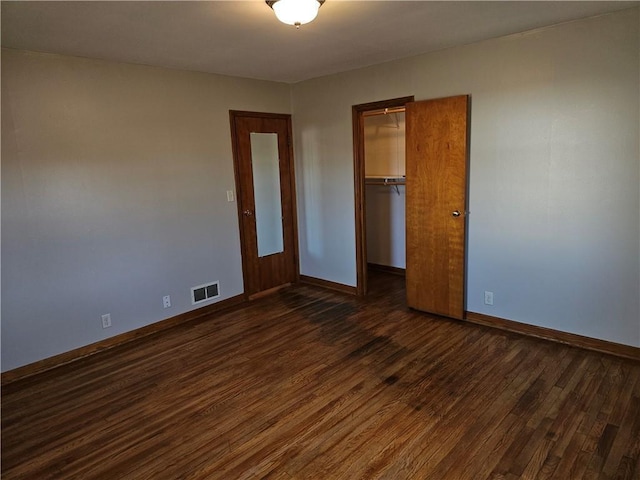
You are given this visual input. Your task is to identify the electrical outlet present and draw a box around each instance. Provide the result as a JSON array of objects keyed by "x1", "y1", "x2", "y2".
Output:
[
  {"x1": 163, "y1": 295, "x2": 171, "y2": 308},
  {"x1": 101, "y1": 313, "x2": 112, "y2": 329},
  {"x1": 484, "y1": 291, "x2": 494, "y2": 306}
]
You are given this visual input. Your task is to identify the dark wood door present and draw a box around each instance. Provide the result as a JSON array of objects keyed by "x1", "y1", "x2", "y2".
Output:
[
  {"x1": 405, "y1": 95, "x2": 469, "y2": 319},
  {"x1": 230, "y1": 111, "x2": 298, "y2": 298}
]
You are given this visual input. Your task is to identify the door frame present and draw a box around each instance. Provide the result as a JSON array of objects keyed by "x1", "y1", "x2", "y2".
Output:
[
  {"x1": 229, "y1": 110, "x2": 300, "y2": 298},
  {"x1": 352, "y1": 96, "x2": 414, "y2": 296}
]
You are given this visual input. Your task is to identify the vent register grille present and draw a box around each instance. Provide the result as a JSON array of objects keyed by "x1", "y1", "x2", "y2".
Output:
[{"x1": 191, "y1": 281, "x2": 220, "y2": 305}]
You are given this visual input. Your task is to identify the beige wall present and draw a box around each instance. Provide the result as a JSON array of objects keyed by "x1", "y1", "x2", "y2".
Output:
[
  {"x1": 292, "y1": 8, "x2": 640, "y2": 346},
  {"x1": 364, "y1": 113, "x2": 406, "y2": 269},
  {"x1": 364, "y1": 113, "x2": 406, "y2": 178},
  {"x1": 1, "y1": 49, "x2": 291, "y2": 370}
]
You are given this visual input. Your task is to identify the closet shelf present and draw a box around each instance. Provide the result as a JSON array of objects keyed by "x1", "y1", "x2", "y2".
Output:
[{"x1": 365, "y1": 176, "x2": 406, "y2": 186}]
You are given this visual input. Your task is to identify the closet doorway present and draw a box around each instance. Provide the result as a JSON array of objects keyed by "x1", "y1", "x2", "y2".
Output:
[
  {"x1": 353, "y1": 95, "x2": 470, "y2": 320},
  {"x1": 353, "y1": 96, "x2": 414, "y2": 296}
]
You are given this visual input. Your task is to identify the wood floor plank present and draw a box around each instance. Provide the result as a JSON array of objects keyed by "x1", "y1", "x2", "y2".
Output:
[{"x1": 3, "y1": 271, "x2": 640, "y2": 479}]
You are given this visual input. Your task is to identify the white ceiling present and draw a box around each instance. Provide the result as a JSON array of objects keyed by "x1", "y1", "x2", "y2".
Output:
[{"x1": 2, "y1": 1, "x2": 637, "y2": 84}]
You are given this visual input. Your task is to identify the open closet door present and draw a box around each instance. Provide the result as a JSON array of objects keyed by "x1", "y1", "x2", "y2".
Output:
[{"x1": 405, "y1": 95, "x2": 469, "y2": 320}]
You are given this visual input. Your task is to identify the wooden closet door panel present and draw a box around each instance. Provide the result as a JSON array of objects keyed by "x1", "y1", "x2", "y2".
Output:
[{"x1": 406, "y1": 95, "x2": 469, "y2": 319}]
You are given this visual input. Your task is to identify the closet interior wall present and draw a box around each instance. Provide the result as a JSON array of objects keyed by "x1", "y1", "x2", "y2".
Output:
[{"x1": 364, "y1": 112, "x2": 406, "y2": 271}]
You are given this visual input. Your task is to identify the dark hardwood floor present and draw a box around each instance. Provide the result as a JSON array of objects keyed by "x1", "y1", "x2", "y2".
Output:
[{"x1": 2, "y1": 272, "x2": 639, "y2": 479}]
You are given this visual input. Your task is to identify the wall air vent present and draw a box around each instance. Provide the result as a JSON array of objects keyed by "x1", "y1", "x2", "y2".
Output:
[{"x1": 191, "y1": 281, "x2": 220, "y2": 305}]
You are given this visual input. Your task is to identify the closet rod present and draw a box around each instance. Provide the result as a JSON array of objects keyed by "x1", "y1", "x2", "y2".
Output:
[
  {"x1": 365, "y1": 176, "x2": 405, "y2": 195},
  {"x1": 362, "y1": 106, "x2": 406, "y2": 117}
]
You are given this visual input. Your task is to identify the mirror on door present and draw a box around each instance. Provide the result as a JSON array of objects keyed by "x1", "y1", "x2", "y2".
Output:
[{"x1": 250, "y1": 132, "x2": 284, "y2": 257}]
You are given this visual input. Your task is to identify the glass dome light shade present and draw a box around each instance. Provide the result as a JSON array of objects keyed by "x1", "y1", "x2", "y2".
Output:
[{"x1": 272, "y1": 0, "x2": 321, "y2": 26}]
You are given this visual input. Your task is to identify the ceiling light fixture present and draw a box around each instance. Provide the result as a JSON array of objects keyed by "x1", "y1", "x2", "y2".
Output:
[{"x1": 266, "y1": 0, "x2": 325, "y2": 29}]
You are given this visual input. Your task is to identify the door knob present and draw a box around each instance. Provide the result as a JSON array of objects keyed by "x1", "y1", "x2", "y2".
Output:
[
  {"x1": 452, "y1": 210, "x2": 461, "y2": 217},
  {"x1": 243, "y1": 210, "x2": 253, "y2": 217}
]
